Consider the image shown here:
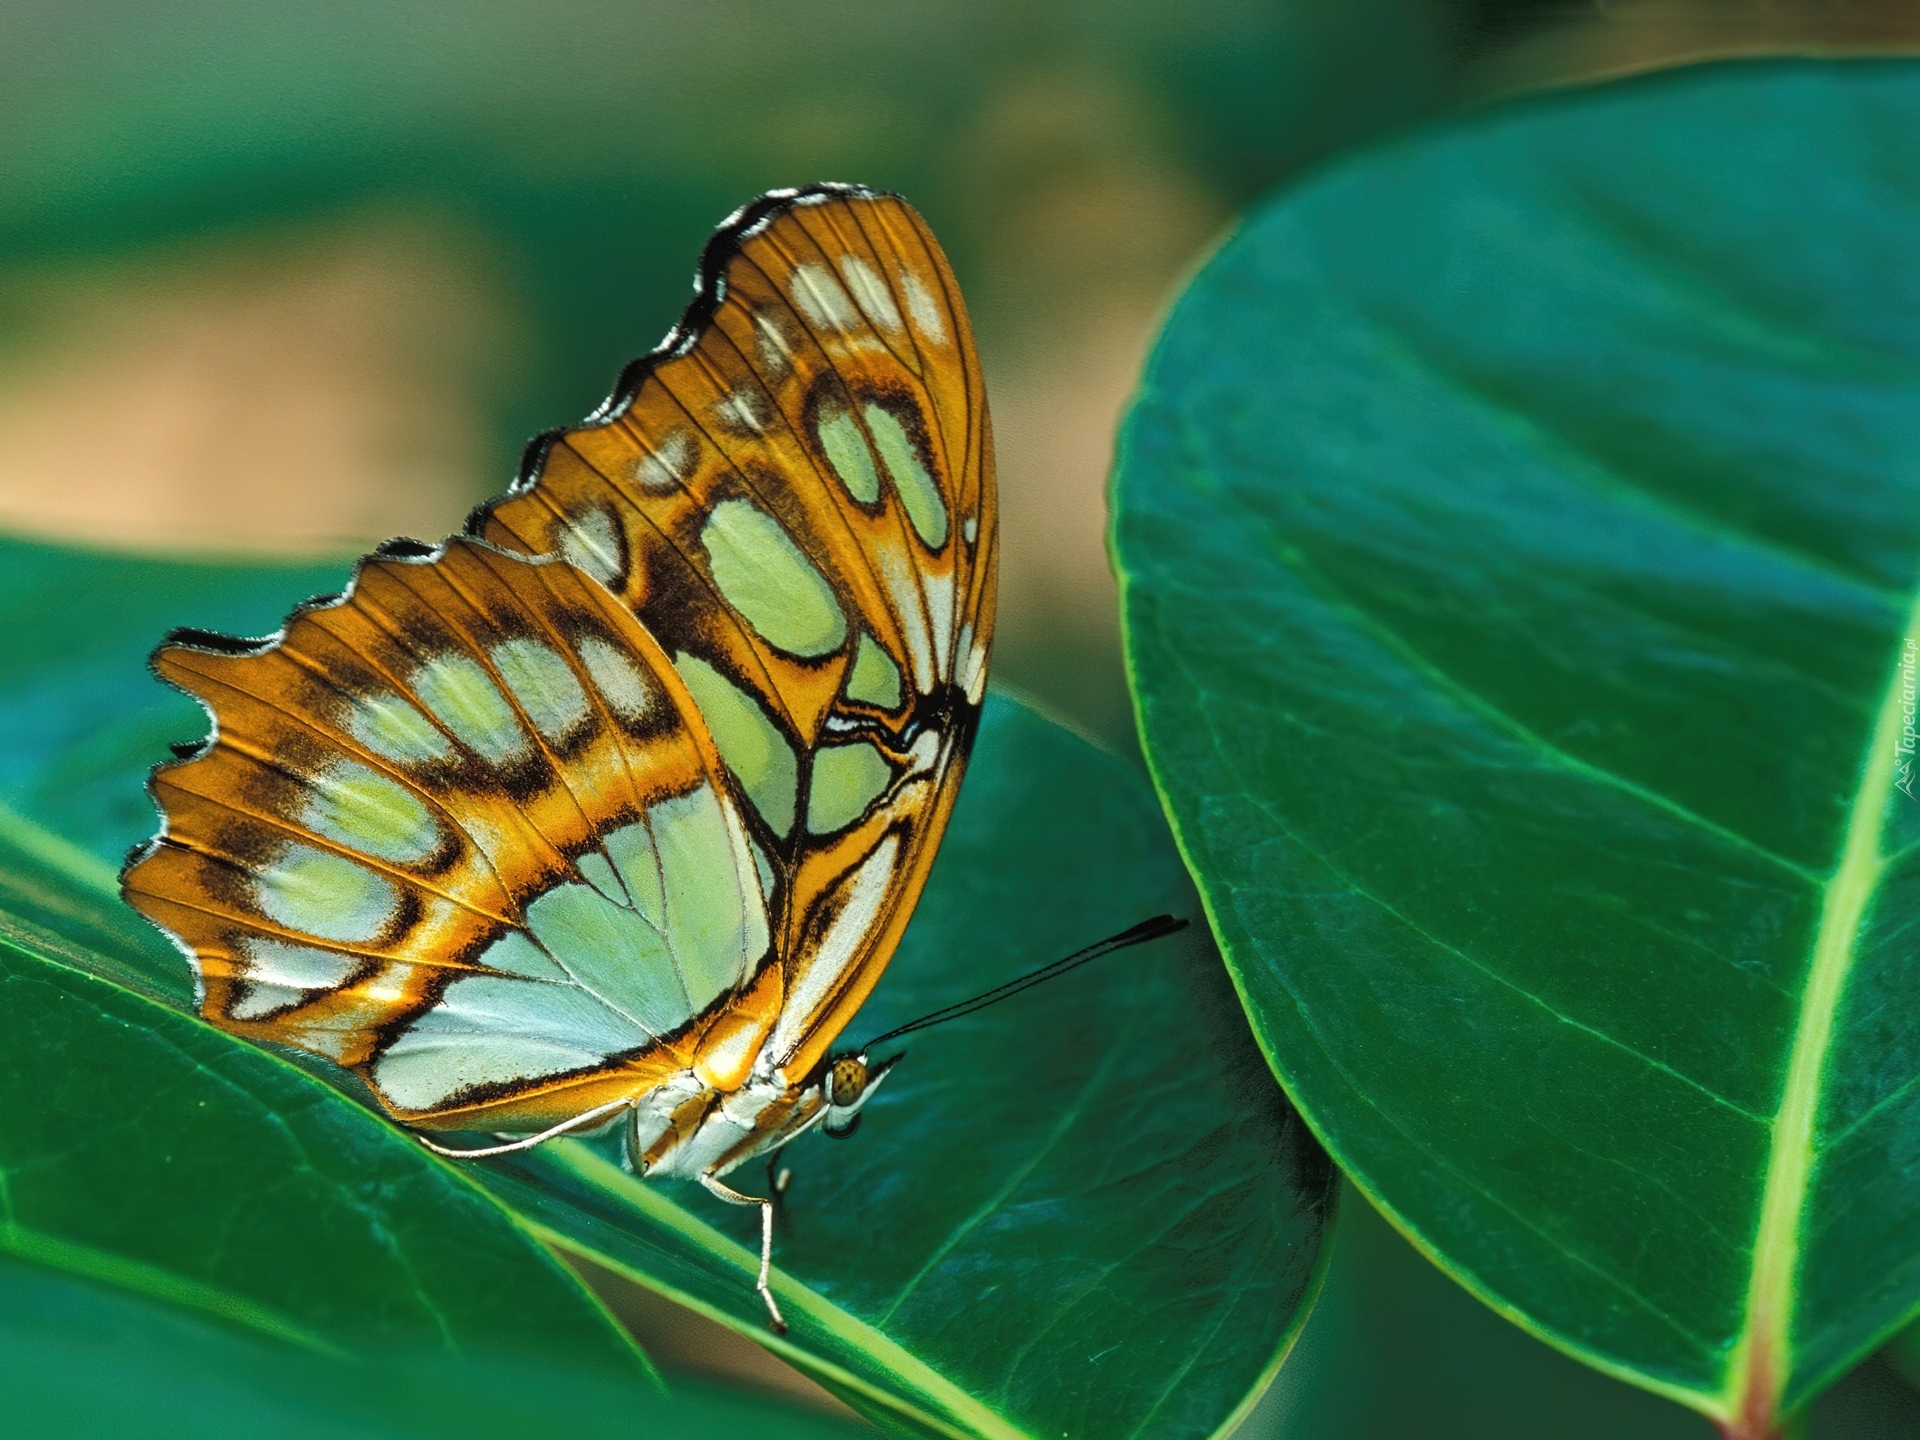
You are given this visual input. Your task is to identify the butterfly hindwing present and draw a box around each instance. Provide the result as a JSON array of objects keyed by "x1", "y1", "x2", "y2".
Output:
[
  {"x1": 475, "y1": 186, "x2": 996, "y2": 1084},
  {"x1": 123, "y1": 540, "x2": 776, "y2": 1131}
]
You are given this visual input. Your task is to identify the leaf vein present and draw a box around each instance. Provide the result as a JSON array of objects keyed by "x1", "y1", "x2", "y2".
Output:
[{"x1": 873, "y1": 1033, "x2": 1130, "y2": 1328}]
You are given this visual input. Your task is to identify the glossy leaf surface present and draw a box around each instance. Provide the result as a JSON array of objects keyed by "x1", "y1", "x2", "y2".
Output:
[
  {"x1": 1112, "y1": 59, "x2": 1920, "y2": 1432},
  {"x1": 0, "y1": 1254, "x2": 866, "y2": 1440},
  {"x1": 0, "y1": 926, "x2": 652, "y2": 1375},
  {"x1": 0, "y1": 534, "x2": 1332, "y2": 1440}
]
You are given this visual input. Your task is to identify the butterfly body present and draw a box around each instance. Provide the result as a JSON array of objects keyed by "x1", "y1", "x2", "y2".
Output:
[{"x1": 121, "y1": 187, "x2": 995, "y2": 1318}]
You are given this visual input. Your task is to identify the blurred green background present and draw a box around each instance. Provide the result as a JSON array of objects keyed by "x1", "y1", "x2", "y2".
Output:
[
  {"x1": 5, "y1": 1, "x2": 1920, "y2": 1434},
  {"x1": 0, "y1": 0, "x2": 1460, "y2": 749}
]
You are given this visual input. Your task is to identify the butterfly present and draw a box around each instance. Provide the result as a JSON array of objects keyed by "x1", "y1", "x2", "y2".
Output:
[{"x1": 120, "y1": 185, "x2": 996, "y2": 1332}]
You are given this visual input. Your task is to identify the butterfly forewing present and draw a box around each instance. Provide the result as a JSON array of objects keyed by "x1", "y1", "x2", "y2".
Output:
[
  {"x1": 123, "y1": 185, "x2": 994, "y2": 1151},
  {"x1": 475, "y1": 186, "x2": 995, "y2": 1083}
]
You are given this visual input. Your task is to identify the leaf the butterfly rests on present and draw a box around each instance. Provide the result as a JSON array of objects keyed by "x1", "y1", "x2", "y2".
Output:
[{"x1": 121, "y1": 187, "x2": 996, "y2": 1325}]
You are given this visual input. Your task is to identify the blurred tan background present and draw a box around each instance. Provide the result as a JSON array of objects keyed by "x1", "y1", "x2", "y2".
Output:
[
  {"x1": 4, "y1": 1, "x2": 1918, "y2": 1430},
  {"x1": 3, "y1": 1, "x2": 1911, "y2": 746}
]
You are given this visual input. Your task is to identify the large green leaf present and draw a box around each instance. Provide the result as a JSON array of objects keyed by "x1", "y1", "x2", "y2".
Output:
[
  {"x1": 1112, "y1": 58, "x2": 1920, "y2": 1436},
  {"x1": 0, "y1": 533, "x2": 1332, "y2": 1439},
  {"x1": 0, "y1": 1251, "x2": 866, "y2": 1439},
  {"x1": 0, "y1": 856, "x2": 870, "y2": 1434},
  {"x1": 0, "y1": 926, "x2": 650, "y2": 1373}
]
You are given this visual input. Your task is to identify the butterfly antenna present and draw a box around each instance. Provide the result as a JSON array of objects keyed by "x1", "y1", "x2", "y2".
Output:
[{"x1": 861, "y1": 915, "x2": 1189, "y2": 1050}]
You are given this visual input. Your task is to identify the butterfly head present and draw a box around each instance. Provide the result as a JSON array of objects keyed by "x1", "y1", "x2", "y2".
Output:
[{"x1": 819, "y1": 1050, "x2": 901, "y2": 1140}]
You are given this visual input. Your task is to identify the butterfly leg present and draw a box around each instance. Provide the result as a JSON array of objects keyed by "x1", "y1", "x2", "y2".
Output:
[
  {"x1": 699, "y1": 1174, "x2": 787, "y2": 1333},
  {"x1": 765, "y1": 1144, "x2": 792, "y2": 1202},
  {"x1": 413, "y1": 1098, "x2": 633, "y2": 1160}
]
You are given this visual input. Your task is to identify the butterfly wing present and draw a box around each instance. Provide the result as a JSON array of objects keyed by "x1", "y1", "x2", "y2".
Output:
[
  {"x1": 473, "y1": 185, "x2": 996, "y2": 1086},
  {"x1": 122, "y1": 186, "x2": 995, "y2": 1135},
  {"x1": 122, "y1": 539, "x2": 778, "y2": 1132}
]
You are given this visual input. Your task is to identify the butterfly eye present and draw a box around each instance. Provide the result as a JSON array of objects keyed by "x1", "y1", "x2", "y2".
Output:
[
  {"x1": 821, "y1": 1055, "x2": 871, "y2": 1139},
  {"x1": 827, "y1": 1055, "x2": 868, "y2": 1107}
]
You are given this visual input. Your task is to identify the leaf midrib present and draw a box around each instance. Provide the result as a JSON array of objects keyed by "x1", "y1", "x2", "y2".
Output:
[
  {"x1": 1151, "y1": 387, "x2": 1920, "y2": 1415},
  {"x1": 0, "y1": 1220, "x2": 348, "y2": 1357},
  {"x1": 1728, "y1": 599, "x2": 1920, "y2": 1423}
]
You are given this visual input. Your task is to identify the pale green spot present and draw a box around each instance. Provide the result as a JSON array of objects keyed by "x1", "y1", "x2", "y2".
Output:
[
  {"x1": 576, "y1": 849, "x2": 627, "y2": 904},
  {"x1": 847, "y1": 632, "x2": 903, "y2": 710},
  {"x1": 577, "y1": 636, "x2": 653, "y2": 722},
  {"x1": 303, "y1": 760, "x2": 438, "y2": 864},
  {"x1": 229, "y1": 983, "x2": 305, "y2": 1021},
  {"x1": 604, "y1": 823, "x2": 666, "y2": 928},
  {"x1": 673, "y1": 653, "x2": 798, "y2": 836},
  {"x1": 654, "y1": 784, "x2": 759, "y2": 1011},
  {"x1": 505, "y1": 788, "x2": 764, "y2": 1035},
  {"x1": 239, "y1": 938, "x2": 357, "y2": 990},
  {"x1": 413, "y1": 654, "x2": 527, "y2": 764},
  {"x1": 807, "y1": 742, "x2": 893, "y2": 835},
  {"x1": 816, "y1": 406, "x2": 880, "y2": 503},
  {"x1": 375, "y1": 974, "x2": 646, "y2": 1109},
  {"x1": 749, "y1": 835, "x2": 777, "y2": 900},
  {"x1": 902, "y1": 269, "x2": 948, "y2": 344},
  {"x1": 527, "y1": 883, "x2": 689, "y2": 1034},
  {"x1": 866, "y1": 403, "x2": 948, "y2": 548},
  {"x1": 558, "y1": 508, "x2": 621, "y2": 586},
  {"x1": 635, "y1": 430, "x2": 695, "y2": 491},
  {"x1": 253, "y1": 844, "x2": 397, "y2": 944},
  {"x1": 476, "y1": 929, "x2": 569, "y2": 982},
  {"x1": 840, "y1": 256, "x2": 903, "y2": 332},
  {"x1": 789, "y1": 262, "x2": 859, "y2": 331},
  {"x1": 700, "y1": 499, "x2": 847, "y2": 658},
  {"x1": 491, "y1": 637, "x2": 590, "y2": 745},
  {"x1": 232, "y1": 939, "x2": 357, "y2": 1019},
  {"x1": 346, "y1": 693, "x2": 451, "y2": 764}
]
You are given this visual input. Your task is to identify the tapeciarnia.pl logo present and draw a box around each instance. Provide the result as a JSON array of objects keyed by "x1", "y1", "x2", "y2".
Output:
[{"x1": 1898, "y1": 637, "x2": 1918, "y2": 801}]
